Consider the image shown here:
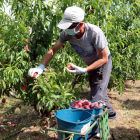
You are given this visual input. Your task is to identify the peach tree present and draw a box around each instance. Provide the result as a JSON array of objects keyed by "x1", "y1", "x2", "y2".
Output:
[
  {"x1": 83, "y1": 0, "x2": 140, "y2": 94},
  {"x1": 0, "y1": 0, "x2": 81, "y2": 117}
]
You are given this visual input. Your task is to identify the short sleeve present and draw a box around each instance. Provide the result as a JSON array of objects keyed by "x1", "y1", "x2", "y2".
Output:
[
  {"x1": 58, "y1": 30, "x2": 69, "y2": 44},
  {"x1": 94, "y1": 28, "x2": 108, "y2": 50}
]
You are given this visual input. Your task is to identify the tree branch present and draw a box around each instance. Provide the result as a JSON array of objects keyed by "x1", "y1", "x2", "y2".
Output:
[{"x1": 69, "y1": 74, "x2": 81, "y2": 90}]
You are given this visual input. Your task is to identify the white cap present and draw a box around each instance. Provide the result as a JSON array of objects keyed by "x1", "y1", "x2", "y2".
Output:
[{"x1": 57, "y1": 6, "x2": 85, "y2": 29}]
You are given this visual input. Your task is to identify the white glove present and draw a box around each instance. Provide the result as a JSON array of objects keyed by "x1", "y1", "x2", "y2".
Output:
[
  {"x1": 28, "y1": 64, "x2": 45, "y2": 78},
  {"x1": 66, "y1": 63, "x2": 87, "y2": 74}
]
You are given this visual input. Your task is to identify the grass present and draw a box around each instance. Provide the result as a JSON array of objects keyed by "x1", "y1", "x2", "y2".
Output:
[{"x1": 0, "y1": 80, "x2": 140, "y2": 140}]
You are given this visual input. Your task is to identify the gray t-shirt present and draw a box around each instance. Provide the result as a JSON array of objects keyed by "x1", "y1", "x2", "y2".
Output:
[{"x1": 58, "y1": 23, "x2": 110, "y2": 65}]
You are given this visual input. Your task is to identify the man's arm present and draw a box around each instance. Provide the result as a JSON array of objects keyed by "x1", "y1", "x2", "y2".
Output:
[
  {"x1": 28, "y1": 40, "x2": 63, "y2": 78},
  {"x1": 41, "y1": 40, "x2": 63, "y2": 66},
  {"x1": 66, "y1": 46, "x2": 109, "y2": 74},
  {"x1": 86, "y1": 47, "x2": 108, "y2": 72}
]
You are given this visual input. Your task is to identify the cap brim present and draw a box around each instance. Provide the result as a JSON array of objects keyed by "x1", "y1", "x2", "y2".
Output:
[{"x1": 57, "y1": 19, "x2": 72, "y2": 29}]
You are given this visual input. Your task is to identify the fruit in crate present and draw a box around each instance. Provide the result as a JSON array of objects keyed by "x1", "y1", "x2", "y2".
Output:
[
  {"x1": 71, "y1": 100, "x2": 103, "y2": 109},
  {"x1": 84, "y1": 105, "x2": 90, "y2": 109}
]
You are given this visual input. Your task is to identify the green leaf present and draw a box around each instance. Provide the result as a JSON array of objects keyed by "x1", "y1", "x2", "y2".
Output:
[
  {"x1": 32, "y1": 85, "x2": 40, "y2": 90},
  {"x1": 46, "y1": 72, "x2": 57, "y2": 79},
  {"x1": 2, "y1": 45, "x2": 6, "y2": 52},
  {"x1": 51, "y1": 85, "x2": 60, "y2": 89},
  {"x1": 2, "y1": 80, "x2": 6, "y2": 89},
  {"x1": 64, "y1": 93, "x2": 72, "y2": 96},
  {"x1": 28, "y1": 11, "x2": 33, "y2": 21},
  {"x1": 12, "y1": 71, "x2": 14, "y2": 79},
  {"x1": 51, "y1": 94, "x2": 61, "y2": 99},
  {"x1": 32, "y1": 24, "x2": 36, "y2": 33},
  {"x1": 32, "y1": 90, "x2": 38, "y2": 94},
  {"x1": 42, "y1": 10, "x2": 45, "y2": 21},
  {"x1": 10, "y1": 51, "x2": 15, "y2": 63},
  {"x1": 42, "y1": 96, "x2": 46, "y2": 103},
  {"x1": 44, "y1": 82, "x2": 51, "y2": 89},
  {"x1": 38, "y1": 1, "x2": 42, "y2": 11},
  {"x1": 37, "y1": 93, "x2": 41, "y2": 100},
  {"x1": 46, "y1": 100, "x2": 54, "y2": 112},
  {"x1": 61, "y1": 89, "x2": 71, "y2": 95}
]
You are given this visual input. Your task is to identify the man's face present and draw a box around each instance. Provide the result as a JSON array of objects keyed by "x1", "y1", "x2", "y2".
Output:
[
  {"x1": 68, "y1": 23, "x2": 79, "y2": 29},
  {"x1": 66, "y1": 22, "x2": 81, "y2": 34}
]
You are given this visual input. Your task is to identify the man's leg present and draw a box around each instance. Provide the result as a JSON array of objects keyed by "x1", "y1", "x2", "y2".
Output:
[{"x1": 88, "y1": 55, "x2": 115, "y2": 116}]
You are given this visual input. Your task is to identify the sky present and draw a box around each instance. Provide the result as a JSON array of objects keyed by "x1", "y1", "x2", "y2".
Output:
[{"x1": 4, "y1": 4, "x2": 11, "y2": 15}]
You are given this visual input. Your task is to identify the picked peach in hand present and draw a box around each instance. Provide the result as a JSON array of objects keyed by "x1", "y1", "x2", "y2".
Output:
[
  {"x1": 66, "y1": 63, "x2": 87, "y2": 74},
  {"x1": 67, "y1": 63, "x2": 75, "y2": 70}
]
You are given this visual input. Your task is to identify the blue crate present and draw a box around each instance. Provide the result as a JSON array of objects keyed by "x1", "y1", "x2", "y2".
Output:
[{"x1": 55, "y1": 109, "x2": 93, "y2": 140}]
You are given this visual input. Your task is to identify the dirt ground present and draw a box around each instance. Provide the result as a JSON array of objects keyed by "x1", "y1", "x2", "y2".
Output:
[
  {"x1": 0, "y1": 80, "x2": 140, "y2": 140},
  {"x1": 79, "y1": 80, "x2": 140, "y2": 140},
  {"x1": 107, "y1": 80, "x2": 140, "y2": 140}
]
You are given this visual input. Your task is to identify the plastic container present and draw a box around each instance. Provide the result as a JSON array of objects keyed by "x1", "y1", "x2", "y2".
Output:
[
  {"x1": 69, "y1": 100, "x2": 105, "y2": 139},
  {"x1": 55, "y1": 109, "x2": 92, "y2": 140}
]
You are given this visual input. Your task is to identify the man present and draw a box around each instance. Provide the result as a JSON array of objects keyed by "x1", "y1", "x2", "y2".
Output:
[{"x1": 28, "y1": 6, "x2": 117, "y2": 120}]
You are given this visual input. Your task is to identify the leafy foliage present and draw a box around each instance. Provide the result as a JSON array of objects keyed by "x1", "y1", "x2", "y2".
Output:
[{"x1": 0, "y1": 0, "x2": 140, "y2": 114}]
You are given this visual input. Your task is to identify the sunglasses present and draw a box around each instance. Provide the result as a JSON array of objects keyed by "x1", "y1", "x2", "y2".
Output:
[{"x1": 68, "y1": 23, "x2": 79, "y2": 29}]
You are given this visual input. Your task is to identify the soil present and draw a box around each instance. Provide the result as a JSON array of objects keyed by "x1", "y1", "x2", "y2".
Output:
[{"x1": 0, "y1": 80, "x2": 140, "y2": 140}]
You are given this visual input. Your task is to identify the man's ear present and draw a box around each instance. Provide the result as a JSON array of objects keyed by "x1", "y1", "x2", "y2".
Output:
[
  {"x1": 79, "y1": 22, "x2": 84, "y2": 26},
  {"x1": 77, "y1": 22, "x2": 84, "y2": 30}
]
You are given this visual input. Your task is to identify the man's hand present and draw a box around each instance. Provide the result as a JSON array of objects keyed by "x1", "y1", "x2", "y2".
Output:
[
  {"x1": 28, "y1": 64, "x2": 45, "y2": 78},
  {"x1": 66, "y1": 63, "x2": 87, "y2": 74}
]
